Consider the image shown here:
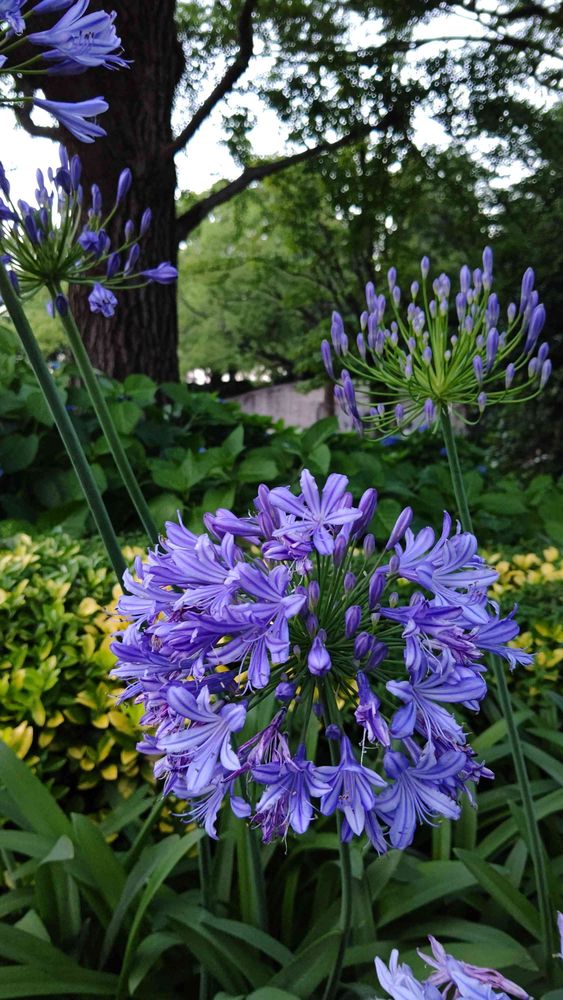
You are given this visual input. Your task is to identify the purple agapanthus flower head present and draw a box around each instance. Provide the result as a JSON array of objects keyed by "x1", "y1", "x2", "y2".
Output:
[
  {"x1": 111, "y1": 471, "x2": 530, "y2": 846},
  {"x1": 0, "y1": 144, "x2": 178, "y2": 309},
  {"x1": 323, "y1": 246, "x2": 551, "y2": 438}
]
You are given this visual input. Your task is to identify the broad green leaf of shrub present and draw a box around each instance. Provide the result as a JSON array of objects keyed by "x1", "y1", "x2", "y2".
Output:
[
  {"x1": 301, "y1": 416, "x2": 338, "y2": 453},
  {"x1": 0, "y1": 433, "x2": 39, "y2": 473},
  {"x1": 237, "y1": 453, "x2": 279, "y2": 483},
  {"x1": 107, "y1": 400, "x2": 143, "y2": 435},
  {"x1": 122, "y1": 374, "x2": 157, "y2": 406}
]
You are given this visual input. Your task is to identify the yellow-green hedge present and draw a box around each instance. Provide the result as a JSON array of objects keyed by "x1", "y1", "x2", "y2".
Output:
[{"x1": 0, "y1": 531, "x2": 151, "y2": 810}]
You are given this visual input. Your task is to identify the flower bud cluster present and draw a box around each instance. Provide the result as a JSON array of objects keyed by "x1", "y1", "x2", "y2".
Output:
[
  {"x1": 0, "y1": 144, "x2": 177, "y2": 315},
  {"x1": 322, "y1": 247, "x2": 552, "y2": 437},
  {"x1": 112, "y1": 469, "x2": 531, "y2": 848}
]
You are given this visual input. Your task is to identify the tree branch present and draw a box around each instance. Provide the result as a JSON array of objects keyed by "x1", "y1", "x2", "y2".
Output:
[
  {"x1": 13, "y1": 104, "x2": 61, "y2": 141},
  {"x1": 166, "y1": 0, "x2": 257, "y2": 158},
  {"x1": 176, "y1": 122, "x2": 380, "y2": 243}
]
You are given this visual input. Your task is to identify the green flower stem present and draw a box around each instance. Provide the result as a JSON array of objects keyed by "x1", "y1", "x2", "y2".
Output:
[
  {"x1": 440, "y1": 405, "x2": 555, "y2": 974},
  {"x1": 54, "y1": 295, "x2": 159, "y2": 546},
  {"x1": 198, "y1": 838, "x2": 213, "y2": 1000},
  {"x1": 0, "y1": 264, "x2": 126, "y2": 581},
  {"x1": 322, "y1": 689, "x2": 353, "y2": 1000}
]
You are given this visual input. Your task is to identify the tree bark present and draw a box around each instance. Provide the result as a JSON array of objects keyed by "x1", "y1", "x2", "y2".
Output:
[{"x1": 39, "y1": 0, "x2": 184, "y2": 382}]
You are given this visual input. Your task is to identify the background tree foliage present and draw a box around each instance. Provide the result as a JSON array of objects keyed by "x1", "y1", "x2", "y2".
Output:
[{"x1": 13, "y1": 0, "x2": 562, "y2": 379}]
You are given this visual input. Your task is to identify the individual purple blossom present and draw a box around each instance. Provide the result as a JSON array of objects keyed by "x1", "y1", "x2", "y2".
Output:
[
  {"x1": 252, "y1": 743, "x2": 330, "y2": 838},
  {"x1": 139, "y1": 262, "x2": 179, "y2": 284},
  {"x1": 377, "y1": 745, "x2": 465, "y2": 848},
  {"x1": 269, "y1": 469, "x2": 360, "y2": 556},
  {"x1": 33, "y1": 96, "x2": 108, "y2": 142},
  {"x1": 318, "y1": 734, "x2": 386, "y2": 835},
  {"x1": 88, "y1": 282, "x2": 117, "y2": 317},
  {"x1": 376, "y1": 939, "x2": 530, "y2": 1000},
  {"x1": 159, "y1": 685, "x2": 246, "y2": 795},
  {"x1": 27, "y1": 0, "x2": 127, "y2": 74}
]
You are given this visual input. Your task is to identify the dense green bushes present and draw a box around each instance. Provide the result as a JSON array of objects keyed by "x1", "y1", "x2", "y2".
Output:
[{"x1": 0, "y1": 323, "x2": 562, "y2": 547}]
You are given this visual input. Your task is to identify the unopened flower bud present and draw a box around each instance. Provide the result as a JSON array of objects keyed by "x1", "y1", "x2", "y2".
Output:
[
  {"x1": 540, "y1": 359, "x2": 552, "y2": 389},
  {"x1": 307, "y1": 634, "x2": 331, "y2": 676},
  {"x1": 385, "y1": 507, "x2": 412, "y2": 550},
  {"x1": 345, "y1": 605, "x2": 362, "y2": 638},
  {"x1": 363, "y1": 533, "x2": 376, "y2": 558}
]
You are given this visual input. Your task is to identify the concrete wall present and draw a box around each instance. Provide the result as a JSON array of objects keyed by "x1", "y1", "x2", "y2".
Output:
[{"x1": 232, "y1": 382, "x2": 332, "y2": 429}]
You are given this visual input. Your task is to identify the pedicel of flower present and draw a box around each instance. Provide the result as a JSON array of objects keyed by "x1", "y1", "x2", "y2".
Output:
[
  {"x1": 111, "y1": 469, "x2": 531, "y2": 847},
  {"x1": 322, "y1": 246, "x2": 552, "y2": 438},
  {"x1": 0, "y1": 144, "x2": 178, "y2": 311}
]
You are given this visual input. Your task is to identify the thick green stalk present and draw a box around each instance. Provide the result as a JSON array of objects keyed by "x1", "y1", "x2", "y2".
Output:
[
  {"x1": 0, "y1": 265, "x2": 126, "y2": 581},
  {"x1": 55, "y1": 297, "x2": 159, "y2": 546},
  {"x1": 198, "y1": 838, "x2": 213, "y2": 1000},
  {"x1": 322, "y1": 690, "x2": 353, "y2": 1000},
  {"x1": 440, "y1": 405, "x2": 555, "y2": 972}
]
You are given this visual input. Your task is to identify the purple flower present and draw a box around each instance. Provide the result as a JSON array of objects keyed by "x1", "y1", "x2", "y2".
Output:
[
  {"x1": 0, "y1": 0, "x2": 24, "y2": 33},
  {"x1": 34, "y1": 97, "x2": 108, "y2": 142},
  {"x1": 252, "y1": 744, "x2": 330, "y2": 838},
  {"x1": 111, "y1": 470, "x2": 529, "y2": 844},
  {"x1": 377, "y1": 745, "x2": 464, "y2": 849},
  {"x1": 318, "y1": 735, "x2": 386, "y2": 835},
  {"x1": 160, "y1": 685, "x2": 246, "y2": 795},
  {"x1": 88, "y1": 282, "x2": 117, "y2": 317},
  {"x1": 269, "y1": 469, "x2": 360, "y2": 555},
  {"x1": 140, "y1": 262, "x2": 179, "y2": 284},
  {"x1": 28, "y1": 0, "x2": 127, "y2": 74},
  {"x1": 421, "y1": 935, "x2": 530, "y2": 1000}
]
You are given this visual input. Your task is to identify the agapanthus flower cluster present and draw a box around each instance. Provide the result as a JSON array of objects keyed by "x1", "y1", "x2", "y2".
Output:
[
  {"x1": 0, "y1": 144, "x2": 177, "y2": 314},
  {"x1": 322, "y1": 247, "x2": 552, "y2": 437},
  {"x1": 376, "y1": 937, "x2": 530, "y2": 1000},
  {"x1": 0, "y1": 1, "x2": 126, "y2": 142},
  {"x1": 112, "y1": 470, "x2": 532, "y2": 848}
]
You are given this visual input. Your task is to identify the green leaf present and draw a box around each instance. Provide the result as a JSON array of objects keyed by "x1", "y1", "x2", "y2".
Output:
[
  {"x1": 128, "y1": 931, "x2": 181, "y2": 994},
  {"x1": 374, "y1": 498, "x2": 402, "y2": 535},
  {"x1": 71, "y1": 813, "x2": 126, "y2": 911},
  {"x1": 38, "y1": 835, "x2": 74, "y2": 866},
  {"x1": 455, "y1": 849, "x2": 541, "y2": 938},
  {"x1": 377, "y1": 861, "x2": 475, "y2": 926},
  {"x1": 147, "y1": 458, "x2": 188, "y2": 492},
  {"x1": 0, "y1": 966, "x2": 118, "y2": 997},
  {"x1": 222, "y1": 424, "x2": 245, "y2": 457},
  {"x1": 148, "y1": 491, "x2": 183, "y2": 527},
  {"x1": 522, "y1": 741, "x2": 563, "y2": 787},
  {"x1": 308, "y1": 442, "x2": 331, "y2": 475},
  {"x1": 24, "y1": 389, "x2": 59, "y2": 426},
  {"x1": 0, "y1": 433, "x2": 39, "y2": 473},
  {"x1": 116, "y1": 830, "x2": 204, "y2": 997},
  {"x1": 268, "y1": 930, "x2": 341, "y2": 997},
  {"x1": 0, "y1": 740, "x2": 70, "y2": 839},
  {"x1": 234, "y1": 821, "x2": 268, "y2": 931},
  {"x1": 200, "y1": 912, "x2": 293, "y2": 967},
  {"x1": 301, "y1": 417, "x2": 338, "y2": 453},
  {"x1": 202, "y1": 484, "x2": 236, "y2": 511},
  {"x1": 479, "y1": 491, "x2": 527, "y2": 515},
  {"x1": 122, "y1": 373, "x2": 157, "y2": 405},
  {"x1": 107, "y1": 400, "x2": 143, "y2": 435},
  {"x1": 237, "y1": 453, "x2": 279, "y2": 482}
]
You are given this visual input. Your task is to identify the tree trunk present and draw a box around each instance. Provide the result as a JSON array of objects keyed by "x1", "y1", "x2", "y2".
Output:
[{"x1": 40, "y1": 1, "x2": 184, "y2": 382}]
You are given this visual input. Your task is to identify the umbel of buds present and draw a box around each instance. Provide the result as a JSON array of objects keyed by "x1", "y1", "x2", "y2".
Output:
[
  {"x1": 321, "y1": 247, "x2": 552, "y2": 437},
  {"x1": 112, "y1": 470, "x2": 531, "y2": 848},
  {"x1": 0, "y1": 145, "x2": 177, "y2": 316}
]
